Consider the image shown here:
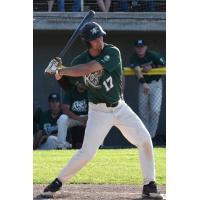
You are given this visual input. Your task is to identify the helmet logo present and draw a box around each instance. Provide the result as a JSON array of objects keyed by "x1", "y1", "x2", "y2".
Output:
[
  {"x1": 90, "y1": 27, "x2": 99, "y2": 35},
  {"x1": 104, "y1": 55, "x2": 110, "y2": 62}
]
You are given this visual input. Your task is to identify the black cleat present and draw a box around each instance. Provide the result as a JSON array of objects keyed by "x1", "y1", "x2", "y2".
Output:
[
  {"x1": 43, "y1": 178, "x2": 62, "y2": 193},
  {"x1": 142, "y1": 181, "x2": 163, "y2": 199}
]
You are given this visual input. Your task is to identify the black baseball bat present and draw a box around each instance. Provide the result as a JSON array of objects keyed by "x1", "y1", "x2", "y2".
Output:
[{"x1": 58, "y1": 10, "x2": 95, "y2": 58}]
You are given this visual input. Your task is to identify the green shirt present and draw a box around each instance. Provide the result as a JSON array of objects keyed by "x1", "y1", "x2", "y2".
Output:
[
  {"x1": 70, "y1": 43, "x2": 123, "y2": 104},
  {"x1": 33, "y1": 106, "x2": 43, "y2": 135},
  {"x1": 63, "y1": 88, "x2": 88, "y2": 115},
  {"x1": 129, "y1": 50, "x2": 165, "y2": 83},
  {"x1": 39, "y1": 110, "x2": 62, "y2": 135}
]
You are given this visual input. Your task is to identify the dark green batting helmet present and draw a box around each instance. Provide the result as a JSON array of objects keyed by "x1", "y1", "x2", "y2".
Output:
[{"x1": 80, "y1": 22, "x2": 106, "y2": 42}]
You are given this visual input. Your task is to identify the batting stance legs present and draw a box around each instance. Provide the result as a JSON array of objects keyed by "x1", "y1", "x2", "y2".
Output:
[{"x1": 57, "y1": 100, "x2": 155, "y2": 185}]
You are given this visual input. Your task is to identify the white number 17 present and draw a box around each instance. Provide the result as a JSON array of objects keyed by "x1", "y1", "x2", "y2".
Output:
[{"x1": 103, "y1": 76, "x2": 114, "y2": 92}]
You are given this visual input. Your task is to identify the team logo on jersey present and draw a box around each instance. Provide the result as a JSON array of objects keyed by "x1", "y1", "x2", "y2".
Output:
[
  {"x1": 72, "y1": 99, "x2": 87, "y2": 113},
  {"x1": 104, "y1": 55, "x2": 110, "y2": 62},
  {"x1": 90, "y1": 27, "x2": 99, "y2": 35},
  {"x1": 43, "y1": 123, "x2": 58, "y2": 135},
  {"x1": 84, "y1": 70, "x2": 103, "y2": 89}
]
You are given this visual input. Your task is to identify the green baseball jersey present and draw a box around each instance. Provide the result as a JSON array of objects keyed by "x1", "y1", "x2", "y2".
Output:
[
  {"x1": 63, "y1": 88, "x2": 88, "y2": 115},
  {"x1": 70, "y1": 43, "x2": 123, "y2": 104},
  {"x1": 39, "y1": 110, "x2": 62, "y2": 135},
  {"x1": 129, "y1": 50, "x2": 165, "y2": 82}
]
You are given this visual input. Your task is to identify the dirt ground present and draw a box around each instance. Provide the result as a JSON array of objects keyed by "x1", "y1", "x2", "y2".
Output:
[{"x1": 33, "y1": 184, "x2": 166, "y2": 200}]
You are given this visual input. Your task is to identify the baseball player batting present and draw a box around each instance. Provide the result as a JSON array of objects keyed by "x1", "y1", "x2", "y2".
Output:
[{"x1": 44, "y1": 22, "x2": 163, "y2": 199}]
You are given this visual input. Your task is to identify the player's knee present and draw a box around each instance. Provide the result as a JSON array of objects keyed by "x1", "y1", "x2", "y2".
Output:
[
  {"x1": 57, "y1": 114, "x2": 69, "y2": 125},
  {"x1": 46, "y1": 136, "x2": 58, "y2": 149},
  {"x1": 79, "y1": 147, "x2": 97, "y2": 161},
  {"x1": 138, "y1": 130, "x2": 152, "y2": 147},
  {"x1": 142, "y1": 139, "x2": 153, "y2": 159},
  {"x1": 47, "y1": 135, "x2": 57, "y2": 143},
  {"x1": 136, "y1": 133, "x2": 153, "y2": 160}
]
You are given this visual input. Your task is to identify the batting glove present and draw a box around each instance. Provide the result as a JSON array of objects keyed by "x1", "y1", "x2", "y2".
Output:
[{"x1": 45, "y1": 57, "x2": 62, "y2": 75}]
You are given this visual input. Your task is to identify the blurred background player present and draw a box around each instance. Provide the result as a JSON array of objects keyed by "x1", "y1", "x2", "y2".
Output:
[
  {"x1": 33, "y1": 93, "x2": 71, "y2": 150},
  {"x1": 62, "y1": 83, "x2": 88, "y2": 128},
  {"x1": 130, "y1": 39, "x2": 165, "y2": 139},
  {"x1": 57, "y1": 82, "x2": 88, "y2": 149}
]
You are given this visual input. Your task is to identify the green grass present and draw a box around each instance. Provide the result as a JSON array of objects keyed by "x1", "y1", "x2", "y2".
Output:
[{"x1": 33, "y1": 148, "x2": 166, "y2": 185}]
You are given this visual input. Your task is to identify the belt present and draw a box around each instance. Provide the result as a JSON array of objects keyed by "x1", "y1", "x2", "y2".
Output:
[
  {"x1": 92, "y1": 101, "x2": 119, "y2": 108},
  {"x1": 105, "y1": 102, "x2": 119, "y2": 107}
]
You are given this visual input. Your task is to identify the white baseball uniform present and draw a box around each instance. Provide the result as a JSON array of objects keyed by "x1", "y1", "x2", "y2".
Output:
[{"x1": 130, "y1": 50, "x2": 165, "y2": 138}]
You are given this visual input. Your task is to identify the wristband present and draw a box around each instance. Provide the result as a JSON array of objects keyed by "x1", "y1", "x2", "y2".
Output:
[{"x1": 139, "y1": 77, "x2": 146, "y2": 84}]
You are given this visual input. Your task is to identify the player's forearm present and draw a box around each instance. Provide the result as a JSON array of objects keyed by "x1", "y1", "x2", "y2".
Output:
[
  {"x1": 59, "y1": 61, "x2": 103, "y2": 77},
  {"x1": 59, "y1": 64, "x2": 91, "y2": 77},
  {"x1": 134, "y1": 66, "x2": 148, "y2": 85},
  {"x1": 134, "y1": 66, "x2": 144, "y2": 79},
  {"x1": 63, "y1": 109, "x2": 80, "y2": 121}
]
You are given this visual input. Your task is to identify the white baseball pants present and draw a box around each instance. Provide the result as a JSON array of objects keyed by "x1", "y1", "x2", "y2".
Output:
[
  {"x1": 58, "y1": 100, "x2": 156, "y2": 185},
  {"x1": 139, "y1": 79, "x2": 163, "y2": 138}
]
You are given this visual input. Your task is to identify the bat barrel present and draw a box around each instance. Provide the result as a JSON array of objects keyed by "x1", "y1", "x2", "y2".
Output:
[{"x1": 58, "y1": 10, "x2": 95, "y2": 58}]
